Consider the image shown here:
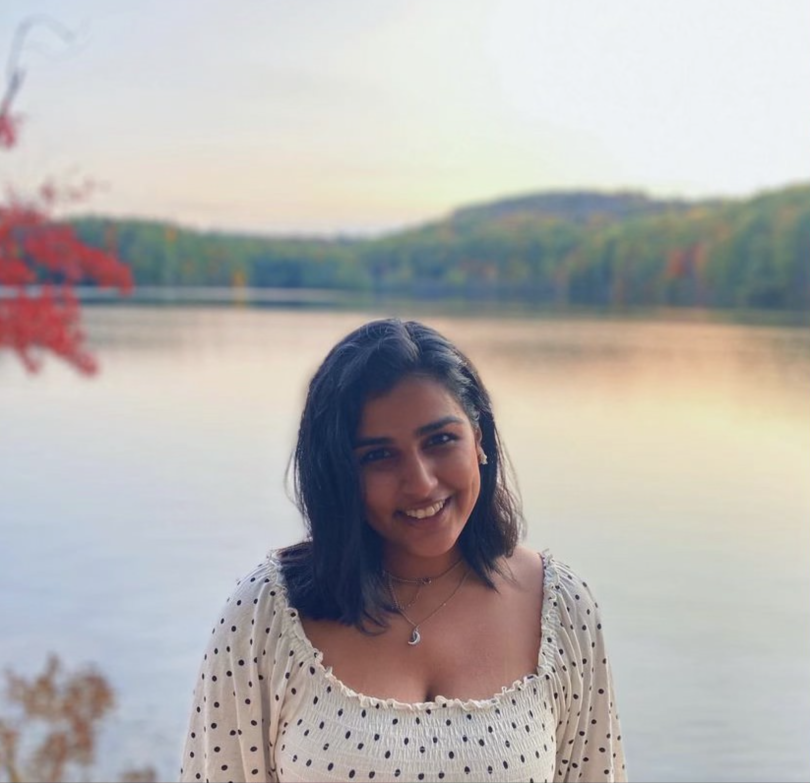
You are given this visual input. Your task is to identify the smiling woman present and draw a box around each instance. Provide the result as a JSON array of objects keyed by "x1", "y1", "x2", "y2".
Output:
[
  {"x1": 180, "y1": 319, "x2": 627, "y2": 783},
  {"x1": 355, "y1": 376, "x2": 483, "y2": 574}
]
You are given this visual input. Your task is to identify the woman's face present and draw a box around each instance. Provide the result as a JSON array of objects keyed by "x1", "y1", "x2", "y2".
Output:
[{"x1": 353, "y1": 374, "x2": 482, "y2": 573}]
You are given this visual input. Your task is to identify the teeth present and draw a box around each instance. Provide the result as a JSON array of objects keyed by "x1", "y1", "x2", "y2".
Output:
[{"x1": 403, "y1": 500, "x2": 446, "y2": 519}]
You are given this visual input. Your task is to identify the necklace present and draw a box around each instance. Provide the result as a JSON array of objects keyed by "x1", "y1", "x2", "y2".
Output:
[
  {"x1": 383, "y1": 560, "x2": 461, "y2": 617},
  {"x1": 387, "y1": 568, "x2": 470, "y2": 646},
  {"x1": 396, "y1": 581, "x2": 424, "y2": 612},
  {"x1": 383, "y1": 557, "x2": 463, "y2": 586}
]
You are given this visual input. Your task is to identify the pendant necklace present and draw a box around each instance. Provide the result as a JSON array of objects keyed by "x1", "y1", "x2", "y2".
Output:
[{"x1": 387, "y1": 568, "x2": 470, "y2": 646}]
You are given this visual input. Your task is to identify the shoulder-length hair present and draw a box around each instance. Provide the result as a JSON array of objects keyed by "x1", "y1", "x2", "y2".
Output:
[{"x1": 280, "y1": 318, "x2": 523, "y2": 629}]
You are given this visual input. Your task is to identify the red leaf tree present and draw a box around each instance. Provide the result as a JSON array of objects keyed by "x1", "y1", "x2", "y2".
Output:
[{"x1": 0, "y1": 17, "x2": 133, "y2": 375}]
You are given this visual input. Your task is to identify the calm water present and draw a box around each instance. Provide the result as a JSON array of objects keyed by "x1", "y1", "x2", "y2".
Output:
[{"x1": 1, "y1": 307, "x2": 808, "y2": 782}]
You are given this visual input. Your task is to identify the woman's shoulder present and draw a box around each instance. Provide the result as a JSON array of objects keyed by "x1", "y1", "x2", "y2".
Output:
[
  {"x1": 534, "y1": 549, "x2": 614, "y2": 651},
  {"x1": 230, "y1": 550, "x2": 285, "y2": 593},
  {"x1": 507, "y1": 545, "x2": 594, "y2": 592},
  {"x1": 211, "y1": 550, "x2": 290, "y2": 624},
  {"x1": 506, "y1": 546, "x2": 607, "y2": 628},
  {"x1": 195, "y1": 549, "x2": 307, "y2": 668},
  {"x1": 540, "y1": 550, "x2": 602, "y2": 609},
  {"x1": 501, "y1": 545, "x2": 544, "y2": 597}
]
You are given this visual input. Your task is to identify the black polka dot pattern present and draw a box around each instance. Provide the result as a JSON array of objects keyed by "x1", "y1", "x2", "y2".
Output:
[{"x1": 179, "y1": 551, "x2": 626, "y2": 782}]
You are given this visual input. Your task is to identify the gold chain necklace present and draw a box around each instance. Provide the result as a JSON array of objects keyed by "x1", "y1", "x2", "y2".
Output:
[
  {"x1": 383, "y1": 557, "x2": 463, "y2": 586},
  {"x1": 387, "y1": 568, "x2": 470, "y2": 646}
]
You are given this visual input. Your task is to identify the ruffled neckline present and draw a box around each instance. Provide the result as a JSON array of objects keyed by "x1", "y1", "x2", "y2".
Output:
[{"x1": 264, "y1": 549, "x2": 562, "y2": 713}]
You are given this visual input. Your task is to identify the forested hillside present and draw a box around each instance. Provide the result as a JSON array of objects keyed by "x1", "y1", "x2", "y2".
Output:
[{"x1": 69, "y1": 184, "x2": 810, "y2": 310}]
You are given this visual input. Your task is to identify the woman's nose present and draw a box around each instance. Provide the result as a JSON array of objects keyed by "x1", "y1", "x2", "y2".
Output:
[{"x1": 400, "y1": 452, "x2": 438, "y2": 495}]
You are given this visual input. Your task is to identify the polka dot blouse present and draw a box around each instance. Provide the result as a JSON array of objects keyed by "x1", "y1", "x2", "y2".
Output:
[{"x1": 180, "y1": 551, "x2": 626, "y2": 782}]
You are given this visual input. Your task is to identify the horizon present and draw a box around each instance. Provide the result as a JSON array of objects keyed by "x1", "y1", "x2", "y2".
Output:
[
  {"x1": 67, "y1": 179, "x2": 810, "y2": 241},
  {"x1": 3, "y1": 0, "x2": 809, "y2": 236}
]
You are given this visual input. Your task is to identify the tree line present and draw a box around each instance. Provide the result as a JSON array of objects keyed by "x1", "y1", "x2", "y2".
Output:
[{"x1": 69, "y1": 184, "x2": 810, "y2": 311}]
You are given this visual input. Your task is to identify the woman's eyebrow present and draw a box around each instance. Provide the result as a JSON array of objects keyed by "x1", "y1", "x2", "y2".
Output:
[
  {"x1": 415, "y1": 415, "x2": 464, "y2": 436},
  {"x1": 353, "y1": 435, "x2": 391, "y2": 449},
  {"x1": 353, "y1": 416, "x2": 464, "y2": 449}
]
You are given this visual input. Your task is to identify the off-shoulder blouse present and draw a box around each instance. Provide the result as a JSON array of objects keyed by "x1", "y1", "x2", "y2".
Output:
[{"x1": 180, "y1": 551, "x2": 626, "y2": 783}]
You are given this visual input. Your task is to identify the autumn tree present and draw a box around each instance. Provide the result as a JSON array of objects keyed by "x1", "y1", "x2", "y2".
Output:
[
  {"x1": 0, "y1": 654, "x2": 156, "y2": 783},
  {"x1": 0, "y1": 16, "x2": 133, "y2": 375}
]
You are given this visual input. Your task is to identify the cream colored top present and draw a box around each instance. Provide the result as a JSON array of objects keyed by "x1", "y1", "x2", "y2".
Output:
[{"x1": 180, "y1": 551, "x2": 626, "y2": 783}]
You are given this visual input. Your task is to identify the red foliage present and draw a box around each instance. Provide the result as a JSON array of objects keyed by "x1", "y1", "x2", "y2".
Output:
[
  {"x1": 0, "y1": 110, "x2": 20, "y2": 148},
  {"x1": 0, "y1": 107, "x2": 133, "y2": 375}
]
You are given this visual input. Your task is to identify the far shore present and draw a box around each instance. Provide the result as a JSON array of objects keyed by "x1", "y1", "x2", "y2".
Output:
[{"x1": 3, "y1": 285, "x2": 808, "y2": 328}]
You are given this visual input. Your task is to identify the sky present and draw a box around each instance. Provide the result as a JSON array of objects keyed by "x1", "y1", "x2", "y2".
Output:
[{"x1": 1, "y1": 0, "x2": 809, "y2": 236}]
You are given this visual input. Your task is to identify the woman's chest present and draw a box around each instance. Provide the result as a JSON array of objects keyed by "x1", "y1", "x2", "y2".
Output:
[
  {"x1": 301, "y1": 581, "x2": 542, "y2": 704},
  {"x1": 275, "y1": 682, "x2": 557, "y2": 783}
]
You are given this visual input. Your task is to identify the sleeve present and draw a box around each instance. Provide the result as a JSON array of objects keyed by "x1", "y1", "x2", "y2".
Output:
[
  {"x1": 180, "y1": 560, "x2": 287, "y2": 783},
  {"x1": 548, "y1": 559, "x2": 627, "y2": 783}
]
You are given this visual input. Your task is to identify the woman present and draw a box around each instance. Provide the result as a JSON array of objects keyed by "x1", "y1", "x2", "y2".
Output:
[{"x1": 180, "y1": 318, "x2": 626, "y2": 783}]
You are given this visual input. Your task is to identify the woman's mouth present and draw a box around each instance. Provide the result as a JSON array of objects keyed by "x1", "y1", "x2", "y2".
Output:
[{"x1": 400, "y1": 498, "x2": 449, "y2": 520}]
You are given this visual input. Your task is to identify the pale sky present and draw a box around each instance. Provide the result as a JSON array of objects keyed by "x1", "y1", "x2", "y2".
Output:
[{"x1": 2, "y1": 0, "x2": 809, "y2": 235}]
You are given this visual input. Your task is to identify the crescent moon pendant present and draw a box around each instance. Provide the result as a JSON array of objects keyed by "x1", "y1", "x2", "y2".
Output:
[{"x1": 408, "y1": 628, "x2": 421, "y2": 646}]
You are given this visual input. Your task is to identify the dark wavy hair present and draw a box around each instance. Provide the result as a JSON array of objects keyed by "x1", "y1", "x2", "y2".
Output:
[{"x1": 280, "y1": 318, "x2": 523, "y2": 629}]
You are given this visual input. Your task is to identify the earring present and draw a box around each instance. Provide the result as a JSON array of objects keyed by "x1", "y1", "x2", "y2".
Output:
[{"x1": 477, "y1": 446, "x2": 488, "y2": 466}]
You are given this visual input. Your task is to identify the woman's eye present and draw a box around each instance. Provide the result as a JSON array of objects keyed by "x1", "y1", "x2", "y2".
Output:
[
  {"x1": 359, "y1": 448, "x2": 391, "y2": 465},
  {"x1": 427, "y1": 432, "x2": 457, "y2": 448}
]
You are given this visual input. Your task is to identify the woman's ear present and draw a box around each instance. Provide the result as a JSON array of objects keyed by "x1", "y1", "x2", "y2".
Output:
[{"x1": 475, "y1": 427, "x2": 488, "y2": 466}]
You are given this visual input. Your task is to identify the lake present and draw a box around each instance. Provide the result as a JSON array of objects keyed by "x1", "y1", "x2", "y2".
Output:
[{"x1": 1, "y1": 306, "x2": 808, "y2": 782}]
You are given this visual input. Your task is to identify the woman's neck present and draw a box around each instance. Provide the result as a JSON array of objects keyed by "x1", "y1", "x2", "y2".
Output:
[{"x1": 381, "y1": 548, "x2": 464, "y2": 583}]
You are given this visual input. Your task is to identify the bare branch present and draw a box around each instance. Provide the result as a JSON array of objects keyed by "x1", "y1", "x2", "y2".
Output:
[{"x1": 2, "y1": 15, "x2": 80, "y2": 115}]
